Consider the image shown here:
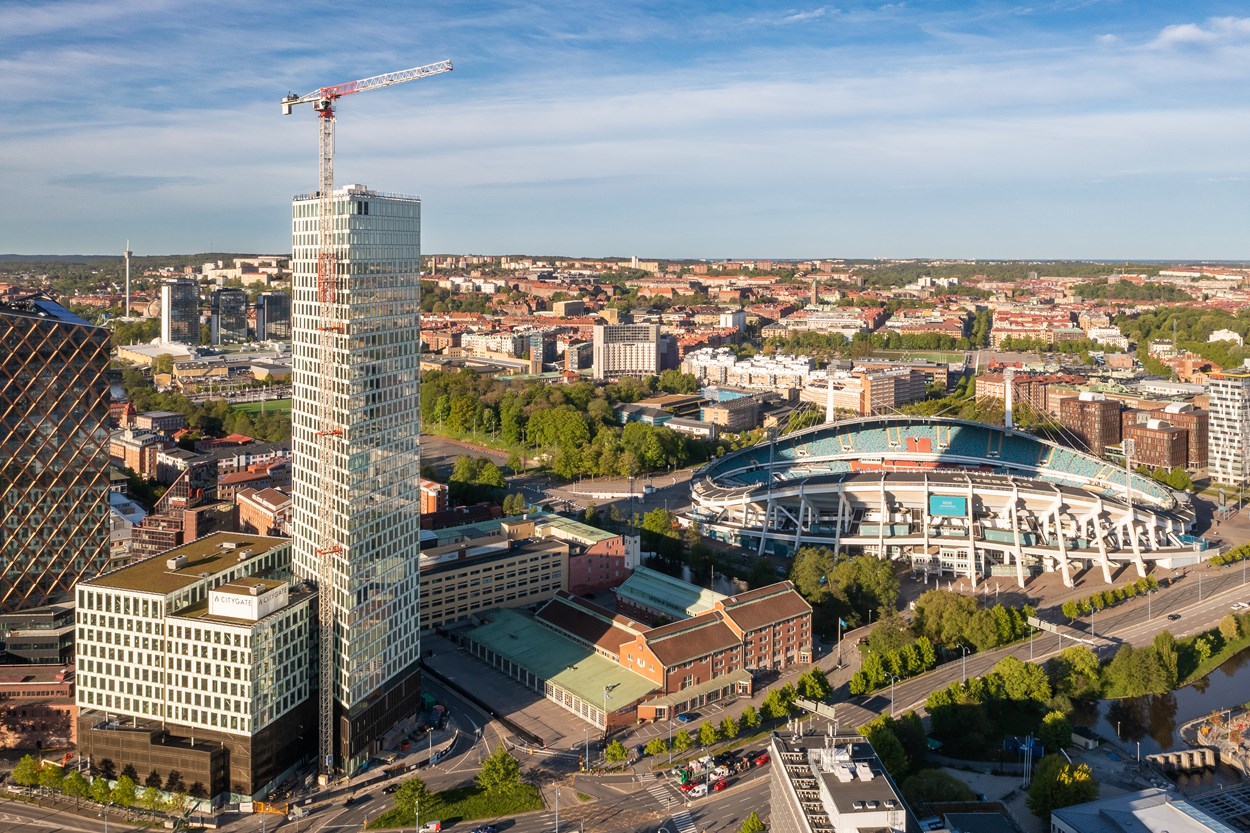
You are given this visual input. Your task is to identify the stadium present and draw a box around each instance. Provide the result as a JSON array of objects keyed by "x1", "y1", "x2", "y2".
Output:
[{"x1": 689, "y1": 416, "x2": 1208, "y2": 587}]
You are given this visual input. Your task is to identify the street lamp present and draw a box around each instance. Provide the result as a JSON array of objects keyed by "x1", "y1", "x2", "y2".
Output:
[
  {"x1": 960, "y1": 645, "x2": 970, "y2": 684},
  {"x1": 889, "y1": 675, "x2": 900, "y2": 718}
]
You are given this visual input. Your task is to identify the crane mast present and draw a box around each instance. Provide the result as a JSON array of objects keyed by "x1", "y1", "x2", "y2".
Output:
[{"x1": 281, "y1": 59, "x2": 451, "y2": 780}]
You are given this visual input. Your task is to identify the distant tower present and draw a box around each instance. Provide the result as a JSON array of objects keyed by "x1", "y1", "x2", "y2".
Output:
[
  {"x1": 1004, "y1": 367, "x2": 1016, "y2": 430},
  {"x1": 124, "y1": 240, "x2": 133, "y2": 319},
  {"x1": 810, "y1": 278, "x2": 819, "y2": 307}
]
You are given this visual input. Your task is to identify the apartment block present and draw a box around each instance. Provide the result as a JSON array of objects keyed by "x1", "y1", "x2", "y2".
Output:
[
  {"x1": 593, "y1": 323, "x2": 661, "y2": 380},
  {"x1": 1207, "y1": 365, "x2": 1250, "y2": 485},
  {"x1": 1058, "y1": 392, "x2": 1122, "y2": 456}
]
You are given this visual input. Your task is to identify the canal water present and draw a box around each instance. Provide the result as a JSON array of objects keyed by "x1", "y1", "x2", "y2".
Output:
[{"x1": 1070, "y1": 646, "x2": 1250, "y2": 788}]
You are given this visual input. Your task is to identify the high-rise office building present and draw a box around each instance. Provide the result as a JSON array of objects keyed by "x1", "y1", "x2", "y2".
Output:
[
  {"x1": 255, "y1": 292, "x2": 292, "y2": 341},
  {"x1": 0, "y1": 296, "x2": 111, "y2": 613},
  {"x1": 290, "y1": 184, "x2": 423, "y2": 772},
  {"x1": 160, "y1": 277, "x2": 201, "y2": 346},
  {"x1": 210, "y1": 288, "x2": 249, "y2": 345},
  {"x1": 1208, "y1": 364, "x2": 1250, "y2": 485},
  {"x1": 592, "y1": 323, "x2": 661, "y2": 380}
]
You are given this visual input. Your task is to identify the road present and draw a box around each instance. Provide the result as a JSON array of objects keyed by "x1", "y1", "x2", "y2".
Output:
[{"x1": 0, "y1": 795, "x2": 149, "y2": 833}]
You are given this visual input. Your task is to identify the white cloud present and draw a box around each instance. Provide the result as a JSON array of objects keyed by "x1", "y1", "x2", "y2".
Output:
[
  {"x1": 781, "y1": 7, "x2": 831, "y2": 24},
  {"x1": 1151, "y1": 16, "x2": 1250, "y2": 48}
]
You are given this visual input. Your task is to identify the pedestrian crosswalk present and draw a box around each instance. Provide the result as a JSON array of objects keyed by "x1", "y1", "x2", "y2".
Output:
[
  {"x1": 639, "y1": 770, "x2": 678, "y2": 809},
  {"x1": 671, "y1": 809, "x2": 697, "y2": 833}
]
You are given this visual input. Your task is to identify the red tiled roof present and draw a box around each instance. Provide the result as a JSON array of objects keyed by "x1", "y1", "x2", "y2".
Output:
[
  {"x1": 718, "y1": 582, "x2": 812, "y2": 634},
  {"x1": 536, "y1": 592, "x2": 646, "y2": 656},
  {"x1": 643, "y1": 613, "x2": 740, "y2": 666}
]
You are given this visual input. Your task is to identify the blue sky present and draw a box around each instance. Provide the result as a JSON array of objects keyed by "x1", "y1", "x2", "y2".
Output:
[{"x1": 3, "y1": 1, "x2": 1249, "y2": 259}]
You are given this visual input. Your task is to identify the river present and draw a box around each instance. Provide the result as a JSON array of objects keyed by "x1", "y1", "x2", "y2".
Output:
[{"x1": 1070, "y1": 645, "x2": 1250, "y2": 787}]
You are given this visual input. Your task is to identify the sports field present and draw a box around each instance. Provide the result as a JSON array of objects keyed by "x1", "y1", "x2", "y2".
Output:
[{"x1": 230, "y1": 398, "x2": 292, "y2": 415}]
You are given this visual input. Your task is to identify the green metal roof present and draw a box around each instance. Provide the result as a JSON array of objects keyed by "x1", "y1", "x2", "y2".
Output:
[
  {"x1": 534, "y1": 513, "x2": 616, "y2": 544},
  {"x1": 615, "y1": 566, "x2": 727, "y2": 620},
  {"x1": 466, "y1": 608, "x2": 657, "y2": 707}
]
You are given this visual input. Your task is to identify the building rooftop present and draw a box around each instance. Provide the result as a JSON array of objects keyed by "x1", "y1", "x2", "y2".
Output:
[
  {"x1": 84, "y1": 532, "x2": 288, "y2": 594},
  {"x1": 533, "y1": 512, "x2": 617, "y2": 545},
  {"x1": 174, "y1": 583, "x2": 312, "y2": 625},
  {"x1": 719, "y1": 581, "x2": 812, "y2": 632},
  {"x1": 1052, "y1": 789, "x2": 1237, "y2": 833},
  {"x1": 466, "y1": 608, "x2": 657, "y2": 708},
  {"x1": 0, "y1": 295, "x2": 95, "y2": 327},
  {"x1": 615, "y1": 565, "x2": 727, "y2": 620},
  {"x1": 535, "y1": 592, "x2": 646, "y2": 657}
]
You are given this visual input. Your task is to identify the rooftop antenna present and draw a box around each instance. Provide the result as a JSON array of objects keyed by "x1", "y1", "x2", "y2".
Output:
[{"x1": 124, "y1": 240, "x2": 133, "y2": 319}]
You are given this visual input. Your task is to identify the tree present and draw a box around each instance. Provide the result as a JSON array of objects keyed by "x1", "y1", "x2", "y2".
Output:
[
  {"x1": 188, "y1": 782, "x2": 207, "y2": 799},
  {"x1": 1048, "y1": 645, "x2": 1102, "y2": 700},
  {"x1": 111, "y1": 774, "x2": 137, "y2": 808},
  {"x1": 740, "y1": 705, "x2": 761, "y2": 731},
  {"x1": 164, "y1": 769, "x2": 185, "y2": 793},
  {"x1": 992, "y1": 656, "x2": 1052, "y2": 704},
  {"x1": 12, "y1": 754, "x2": 40, "y2": 787},
  {"x1": 1220, "y1": 613, "x2": 1242, "y2": 641},
  {"x1": 605, "y1": 740, "x2": 629, "y2": 764},
  {"x1": 644, "y1": 738, "x2": 669, "y2": 756},
  {"x1": 673, "y1": 729, "x2": 693, "y2": 752},
  {"x1": 1038, "y1": 710, "x2": 1073, "y2": 753},
  {"x1": 62, "y1": 770, "x2": 89, "y2": 801},
  {"x1": 790, "y1": 546, "x2": 838, "y2": 605},
  {"x1": 396, "y1": 777, "x2": 437, "y2": 822},
  {"x1": 38, "y1": 763, "x2": 63, "y2": 792},
  {"x1": 720, "y1": 715, "x2": 740, "y2": 740},
  {"x1": 476, "y1": 745, "x2": 522, "y2": 794},
  {"x1": 797, "y1": 668, "x2": 833, "y2": 702},
  {"x1": 140, "y1": 786, "x2": 162, "y2": 811},
  {"x1": 740, "y1": 811, "x2": 767, "y2": 833},
  {"x1": 1027, "y1": 755, "x2": 1098, "y2": 820},
  {"x1": 145, "y1": 769, "x2": 163, "y2": 789},
  {"x1": 1154, "y1": 631, "x2": 1180, "y2": 690},
  {"x1": 859, "y1": 716, "x2": 910, "y2": 779},
  {"x1": 698, "y1": 721, "x2": 720, "y2": 747},
  {"x1": 90, "y1": 777, "x2": 112, "y2": 804},
  {"x1": 120, "y1": 764, "x2": 139, "y2": 782}
]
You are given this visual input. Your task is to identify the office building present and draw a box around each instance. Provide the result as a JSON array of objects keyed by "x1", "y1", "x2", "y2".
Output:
[
  {"x1": 1059, "y1": 392, "x2": 1122, "y2": 456},
  {"x1": 160, "y1": 278, "x2": 201, "y2": 346},
  {"x1": 593, "y1": 323, "x2": 661, "y2": 380},
  {"x1": 210, "y1": 288, "x2": 250, "y2": 345},
  {"x1": 1207, "y1": 364, "x2": 1250, "y2": 485},
  {"x1": 1160, "y1": 402, "x2": 1209, "y2": 469},
  {"x1": 0, "y1": 296, "x2": 112, "y2": 614},
  {"x1": 1052, "y1": 788, "x2": 1231, "y2": 833},
  {"x1": 290, "y1": 184, "x2": 423, "y2": 772},
  {"x1": 769, "y1": 731, "x2": 911, "y2": 833},
  {"x1": 1124, "y1": 420, "x2": 1189, "y2": 470},
  {"x1": 75, "y1": 532, "x2": 314, "y2": 801},
  {"x1": 255, "y1": 292, "x2": 291, "y2": 341}
]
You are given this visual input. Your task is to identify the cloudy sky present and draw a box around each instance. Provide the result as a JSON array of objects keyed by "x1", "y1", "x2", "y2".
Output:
[{"x1": 4, "y1": 1, "x2": 1249, "y2": 259}]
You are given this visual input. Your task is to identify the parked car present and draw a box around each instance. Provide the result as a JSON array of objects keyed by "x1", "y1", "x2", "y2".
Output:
[
  {"x1": 689, "y1": 783, "x2": 708, "y2": 798},
  {"x1": 754, "y1": 752, "x2": 770, "y2": 767},
  {"x1": 713, "y1": 779, "x2": 729, "y2": 792},
  {"x1": 677, "y1": 712, "x2": 699, "y2": 723},
  {"x1": 679, "y1": 781, "x2": 696, "y2": 793}
]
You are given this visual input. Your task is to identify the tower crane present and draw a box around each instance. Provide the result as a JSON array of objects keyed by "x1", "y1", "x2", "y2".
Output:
[{"x1": 281, "y1": 59, "x2": 452, "y2": 780}]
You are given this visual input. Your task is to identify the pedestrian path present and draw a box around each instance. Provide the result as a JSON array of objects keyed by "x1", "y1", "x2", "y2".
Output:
[
  {"x1": 639, "y1": 770, "x2": 678, "y2": 809},
  {"x1": 671, "y1": 808, "x2": 697, "y2": 833}
]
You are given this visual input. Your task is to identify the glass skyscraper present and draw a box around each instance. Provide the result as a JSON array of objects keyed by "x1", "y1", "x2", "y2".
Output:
[
  {"x1": 0, "y1": 296, "x2": 111, "y2": 613},
  {"x1": 160, "y1": 277, "x2": 201, "y2": 346},
  {"x1": 289, "y1": 184, "x2": 423, "y2": 772}
]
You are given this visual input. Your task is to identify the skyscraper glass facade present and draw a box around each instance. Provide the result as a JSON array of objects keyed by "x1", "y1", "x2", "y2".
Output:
[
  {"x1": 289, "y1": 185, "x2": 423, "y2": 770},
  {"x1": 0, "y1": 297, "x2": 111, "y2": 613},
  {"x1": 211, "y1": 287, "x2": 249, "y2": 345},
  {"x1": 160, "y1": 278, "x2": 200, "y2": 346}
]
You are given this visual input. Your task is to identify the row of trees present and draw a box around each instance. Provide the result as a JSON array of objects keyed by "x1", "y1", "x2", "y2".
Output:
[
  {"x1": 11, "y1": 756, "x2": 195, "y2": 814},
  {"x1": 849, "y1": 635, "x2": 938, "y2": 694},
  {"x1": 1136, "y1": 464, "x2": 1194, "y2": 492},
  {"x1": 1209, "y1": 543, "x2": 1250, "y2": 566},
  {"x1": 926, "y1": 656, "x2": 1053, "y2": 755},
  {"x1": 788, "y1": 546, "x2": 900, "y2": 636},
  {"x1": 1060, "y1": 575, "x2": 1159, "y2": 620}
]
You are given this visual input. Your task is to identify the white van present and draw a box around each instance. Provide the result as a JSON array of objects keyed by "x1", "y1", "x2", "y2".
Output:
[
  {"x1": 689, "y1": 783, "x2": 708, "y2": 798},
  {"x1": 419, "y1": 822, "x2": 442, "y2": 833}
]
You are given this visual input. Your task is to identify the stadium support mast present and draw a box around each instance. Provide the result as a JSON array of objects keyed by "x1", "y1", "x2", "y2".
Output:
[{"x1": 280, "y1": 59, "x2": 452, "y2": 780}]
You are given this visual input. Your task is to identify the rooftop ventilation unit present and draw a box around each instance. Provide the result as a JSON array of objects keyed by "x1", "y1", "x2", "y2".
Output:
[{"x1": 166, "y1": 555, "x2": 188, "y2": 570}]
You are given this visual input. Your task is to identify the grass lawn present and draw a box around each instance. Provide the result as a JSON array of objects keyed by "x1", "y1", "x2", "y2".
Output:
[
  {"x1": 1180, "y1": 631, "x2": 1250, "y2": 686},
  {"x1": 368, "y1": 783, "x2": 543, "y2": 829},
  {"x1": 230, "y1": 398, "x2": 292, "y2": 415}
]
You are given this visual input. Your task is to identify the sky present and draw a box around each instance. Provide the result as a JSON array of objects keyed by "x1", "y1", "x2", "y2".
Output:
[{"x1": 3, "y1": 0, "x2": 1250, "y2": 260}]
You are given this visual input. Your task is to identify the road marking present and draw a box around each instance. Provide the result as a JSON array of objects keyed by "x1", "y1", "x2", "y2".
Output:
[
  {"x1": 671, "y1": 808, "x2": 698, "y2": 833},
  {"x1": 639, "y1": 771, "x2": 679, "y2": 809}
]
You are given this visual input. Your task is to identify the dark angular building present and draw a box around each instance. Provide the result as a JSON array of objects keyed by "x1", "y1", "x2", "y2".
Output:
[
  {"x1": 255, "y1": 292, "x2": 291, "y2": 341},
  {"x1": 0, "y1": 296, "x2": 111, "y2": 613}
]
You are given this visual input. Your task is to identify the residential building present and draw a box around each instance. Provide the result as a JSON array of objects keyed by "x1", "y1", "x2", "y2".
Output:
[
  {"x1": 1161, "y1": 402, "x2": 1209, "y2": 469},
  {"x1": 1207, "y1": 364, "x2": 1250, "y2": 485},
  {"x1": 552, "y1": 299, "x2": 585, "y2": 316},
  {"x1": 255, "y1": 292, "x2": 291, "y2": 341},
  {"x1": 75, "y1": 532, "x2": 314, "y2": 802},
  {"x1": 0, "y1": 296, "x2": 112, "y2": 614},
  {"x1": 419, "y1": 478, "x2": 449, "y2": 515},
  {"x1": 290, "y1": 184, "x2": 424, "y2": 772},
  {"x1": 160, "y1": 277, "x2": 201, "y2": 346},
  {"x1": 593, "y1": 323, "x2": 661, "y2": 380},
  {"x1": 1058, "y1": 392, "x2": 1122, "y2": 456},
  {"x1": 109, "y1": 429, "x2": 170, "y2": 479},
  {"x1": 237, "y1": 487, "x2": 292, "y2": 536},
  {"x1": 769, "y1": 731, "x2": 911, "y2": 833},
  {"x1": 135, "y1": 410, "x2": 188, "y2": 434},
  {"x1": 210, "y1": 288, "x2": 250, "y2": 345},
  {"x1": 702, "y1": 397, "x2": 760, "y2": 432},
  {"x1": 1124, "y1": 420, "x2": 1189, "y2": 470},
  {"x1": 0, "y1": 665, "x2": 76, "y2": 750}
]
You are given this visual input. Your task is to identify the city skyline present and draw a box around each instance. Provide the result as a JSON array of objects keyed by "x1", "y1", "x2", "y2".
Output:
[{"x1": 4, "y1": 1, "x2": 1250, "y2": 259}]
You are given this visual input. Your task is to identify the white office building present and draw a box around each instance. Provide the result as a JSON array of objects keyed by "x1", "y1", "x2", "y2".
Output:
[
  {"x1": 1208, "y1": 364, "x2": 1250, "y2": 485},
  {"x1": 74, "y1": 532, "x2": 314, "y2": 801},
  {"x1": 593, "y1": 323, "x2": 661, "y2": 380},
  {"x1": 290, "y1": 184, "x2": 424, "y2": 773}
]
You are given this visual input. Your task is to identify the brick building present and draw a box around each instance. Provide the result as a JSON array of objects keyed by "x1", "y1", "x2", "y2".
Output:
[
  {"x1": 1124, "y1": 420, "x2": 1189, "y2": 470},
  {"x1": 1058, "y1": 392, "x2": 1122, "y2": 456},
  {"x1": 236, "y1": 487, "x2": 292, "y2": 537}
]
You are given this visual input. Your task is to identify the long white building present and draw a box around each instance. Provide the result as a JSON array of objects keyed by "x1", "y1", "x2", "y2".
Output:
[{"x1": 289, "y1": 184, "x2": 425, "y2": 773}]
